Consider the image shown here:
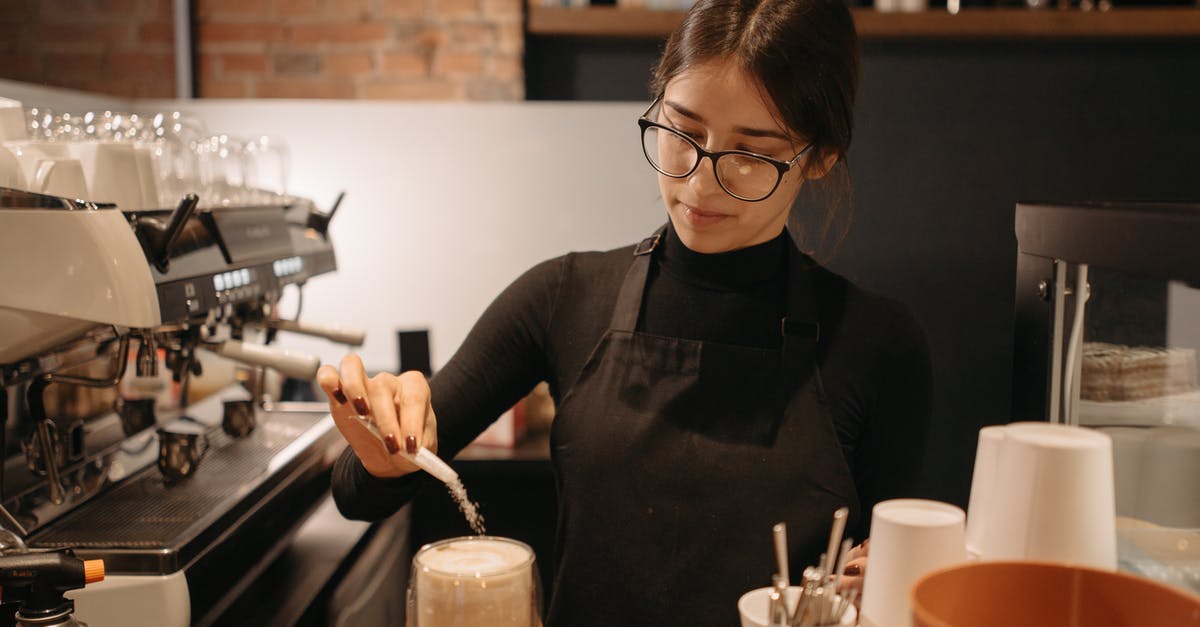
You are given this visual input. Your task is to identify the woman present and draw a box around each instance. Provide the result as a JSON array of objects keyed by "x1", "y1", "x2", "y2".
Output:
[{"x1": 319, "y1": 0, "x2": 932, "y2": 623}]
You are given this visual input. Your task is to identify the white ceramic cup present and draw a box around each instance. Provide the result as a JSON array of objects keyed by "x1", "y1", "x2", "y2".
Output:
[
  {"x1": 0, "y1": 145, "x2": 28, "y2": 189},
  {"x1": 737, "y1": 586, "x2": 857, "y2": 627},
  {"x1": 963, "y1": 425, "x2": 1006, "y2": 559},
  {"x1": 4, "y1": 141, "x2": 89, "y2": 198},
  {"x1": 0, "y1": 98, "x2": 27, "y2": 143},
  {"x1": 859, "y1": 499, "x2": 967, "y2": 627},
  {"x1": 31, "y1": 159, "x2": 88, "y2": 198},
  {"x1": 66, "y1": 141, "x2": 143, "y2": 210},
  {"x1": 1097, "y1": 426, "x2": 1149, "y2": 518},
  {"x1": 1134, "y1": 426, "x2": 1200, "y2": 528},
  {"x1": 408, "y1": 536, "x2": 539, "y2": 627},
  {"x1": 978, "y1": 422, "x2": 1117, "y2": 570},
  {"x1": 133, "y1": 144, "x2": 161, "y2": 209}
]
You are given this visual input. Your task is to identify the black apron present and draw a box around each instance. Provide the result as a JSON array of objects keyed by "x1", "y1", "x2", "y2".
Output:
[{"x1": 547, "y1": 227, "x2": 860, "y2": 627}]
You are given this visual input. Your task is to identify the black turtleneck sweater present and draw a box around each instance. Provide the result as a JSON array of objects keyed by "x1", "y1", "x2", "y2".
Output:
[{"x1": 332, "y1": 220, "x2": 932, "y2": 561}]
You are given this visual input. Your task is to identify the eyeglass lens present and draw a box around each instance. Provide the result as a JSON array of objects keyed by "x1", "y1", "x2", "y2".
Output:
[{"x1": 641, "y1": 126, "x2": 780, "y2": 201}]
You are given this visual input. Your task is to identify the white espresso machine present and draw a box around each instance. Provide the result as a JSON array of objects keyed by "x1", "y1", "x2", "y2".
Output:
[{"x1": 0, "y1": 186, "x2": 361, "y2": 627}]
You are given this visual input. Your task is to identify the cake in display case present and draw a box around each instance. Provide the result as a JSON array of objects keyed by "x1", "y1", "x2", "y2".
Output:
[{"x1": 1012, "y1": 201, "x2": 1200, "y2": 594}]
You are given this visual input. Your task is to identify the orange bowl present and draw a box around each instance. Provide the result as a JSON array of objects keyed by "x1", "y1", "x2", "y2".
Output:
[{"x1": 910, "y1": 561, "x2": 1200, "y2": 627}]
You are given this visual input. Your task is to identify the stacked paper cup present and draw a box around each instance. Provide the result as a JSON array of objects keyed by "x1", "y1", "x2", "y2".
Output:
[
  {"x1": 967, "y1": 422, "x2": 1117, "y2": 570},
  {"x1": 858, "y1": 499, "x2": 968, "y2": 627},
  {"x1": 963, "y1": 425, "x2": 1006, "y2": 559}
]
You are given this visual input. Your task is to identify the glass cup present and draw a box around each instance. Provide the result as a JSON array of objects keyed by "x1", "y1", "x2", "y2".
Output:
[
  {"x1": 407, "y1": 536, "x2": 542, "y2": 627},
  {"x1": 157, "y1": 424, "x2": 210, "y2": 482},
  {"x1": 116, "y1": 397, "x2": 157, "y2": 436},
  {"x1": 221, "y1": 399, "x2": 256, "y2": 438}
]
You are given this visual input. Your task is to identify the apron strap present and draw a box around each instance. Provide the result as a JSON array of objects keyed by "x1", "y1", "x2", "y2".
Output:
[
  {"x1": 610, "y1": 224, "x2": 823, "y2": 369},
  {"x1": 609, "y1": 225, "x2": 665, "y2": 332},
  {"x1": 780, "y1": 242, "x2": 823, "y2": 386}
]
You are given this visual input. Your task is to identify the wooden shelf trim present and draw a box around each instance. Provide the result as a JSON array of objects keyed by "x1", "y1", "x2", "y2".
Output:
[{"x1": 527, "y1": 6, "x2": 1200, "y2": 39}]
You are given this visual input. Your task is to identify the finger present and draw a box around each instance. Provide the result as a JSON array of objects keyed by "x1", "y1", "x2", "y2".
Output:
[
  {"x1": 319, "y1": 364, "x2": 395, "y2": 473},
  {"x1": 422, "y1": 398, "x2": 438, "y2": 452},
  {"x1": 845, "y1": 539, "x2": 869, "y2": 562},
  {"x1": 395, "y1": 371, "x2": 431, "y2": 454},
  {"x1": 842, "y1": 556, "x2": 867, "y2": 578},
  {"x1": 367, "y1": 372, "x2": 402, "y2": 454},
  {"x1": 316, "y1": 364, "x2": 347, "y2": 406},
  {"x1": 861, "y1": 538, "x2": 870, "y2": 555},
  {"x1": 319, "y1": 363, "x2": 375, "y2": 442},
  {"x1": 338, "y1": 354, "x2": 371, "y2": 417}
]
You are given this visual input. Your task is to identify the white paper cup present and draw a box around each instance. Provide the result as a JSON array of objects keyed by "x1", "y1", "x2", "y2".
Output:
[
  {"x1": 964, "y1": 425, "x2": 1006, "y2": 559},
  {"x1": 1096, "y1": 426, "x2": 1149, "y2": 518},
  {"x1": 737, "y1": 586, "x2": 857, "y2": 627},
  {"x1": 0, "y1": 98, "x2": 27, "y2": 143},
  {"x1": 66, "y1": 141, "x2": 143, "y2": 210},
  {"x1": 978, "y1": 422, "x2": 1117, "y2": 570},
  {"x1": 1134, "y1": 426, "x2": 1200, "y2": 528},
  {"x1": 859, "y1": 499, "x2": 967, "y2": 627}
]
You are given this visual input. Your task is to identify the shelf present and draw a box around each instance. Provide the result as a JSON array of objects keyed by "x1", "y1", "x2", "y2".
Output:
[{"x1": 526, "y1": 6, "x2": 1200, "y2": 39}]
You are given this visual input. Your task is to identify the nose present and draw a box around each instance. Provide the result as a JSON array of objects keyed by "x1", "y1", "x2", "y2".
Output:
[{"x1": 687, "y1": 154, "x2": 723, "y2": 198}]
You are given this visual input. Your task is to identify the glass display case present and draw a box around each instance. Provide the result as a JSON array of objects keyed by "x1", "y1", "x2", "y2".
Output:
[{"x1": 1012, "y1": 201, "x2": 1200, "y2": 594}]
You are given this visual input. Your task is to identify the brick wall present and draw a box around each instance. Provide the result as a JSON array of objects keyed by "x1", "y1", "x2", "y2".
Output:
[
  {"x1": 1, "y1": 0, "x2": 525, "y2": 101},
  {"x1": 0, "y1": 0, "x2": 177, "y2": 99}
]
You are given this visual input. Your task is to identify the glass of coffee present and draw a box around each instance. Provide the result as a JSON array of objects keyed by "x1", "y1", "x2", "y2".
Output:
[{"x1": 407, "y1": 536, "x2": 541, "y2": 627}]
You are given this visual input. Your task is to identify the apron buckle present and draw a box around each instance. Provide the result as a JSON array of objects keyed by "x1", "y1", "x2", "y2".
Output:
[{"x1": 634, "y1": 233, "x2": 661, "y2": 256}]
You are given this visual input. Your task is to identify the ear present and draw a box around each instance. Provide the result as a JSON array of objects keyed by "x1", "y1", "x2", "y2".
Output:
[{"x1": 803, "y1": 148, "x2": 840, "y2": 181}]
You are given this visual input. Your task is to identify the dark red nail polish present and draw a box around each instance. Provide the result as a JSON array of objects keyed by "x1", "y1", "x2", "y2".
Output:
[
  {"x1": 332, "y1": 385, "x2": 348, "y2": 405},
  {"x1": 844, "y1": 564, "x2": 861, "y2": 576},
  {"x1": 352, "y1": 397, "x2": 369, "y2": 415},
  {"x1": 405, "y1": 435, "x2": 417, "y2": 455},
  {"x1": 383, "y1": 433, "x2": 400, "y2": 454}
]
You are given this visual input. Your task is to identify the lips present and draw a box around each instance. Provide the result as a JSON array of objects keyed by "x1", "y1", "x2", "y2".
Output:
[{"x1": 681, "y1": 203, "x2": 731, "y2": 226}]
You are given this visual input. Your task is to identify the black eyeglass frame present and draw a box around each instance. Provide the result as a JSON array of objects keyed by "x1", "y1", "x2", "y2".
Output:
[{"x1": 637, "y1": 98, "x2": 815, "y2": 203}]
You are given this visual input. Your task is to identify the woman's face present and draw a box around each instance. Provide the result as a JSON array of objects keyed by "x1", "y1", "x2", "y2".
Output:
[{"x1": 655, "y1": 59, "x2": 812, "y2": 254}]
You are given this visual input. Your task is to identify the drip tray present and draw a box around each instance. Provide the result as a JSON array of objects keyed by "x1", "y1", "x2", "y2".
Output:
[{"x1": 30, "y1": 408, "x2": 340, "y2": 575}]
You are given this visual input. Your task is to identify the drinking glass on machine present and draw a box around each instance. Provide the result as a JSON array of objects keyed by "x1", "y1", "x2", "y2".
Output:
[
  {"x1": 243, "y1": 135, "x2": 290, "y2": 204},
  {"x1": 407, "y1": 536, "x2": 542, "y2": 627},
  {"x1": 147, "y1": 111, "x2": 206, "y2": 207},
  {"x1": 194, "y1": 134, "x2": 251, "y2": 207}
]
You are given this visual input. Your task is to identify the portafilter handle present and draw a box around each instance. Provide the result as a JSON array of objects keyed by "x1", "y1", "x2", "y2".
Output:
[
  {"x1": 261, "y1": 319, "x2": 365, "y2": 347},
  {"x1": 203, "y1": 340, "x2": 321, "y2": 380}
]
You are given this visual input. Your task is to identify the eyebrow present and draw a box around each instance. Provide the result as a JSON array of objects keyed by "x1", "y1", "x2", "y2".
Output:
[{"x1": 664, "y1": 99, "x2": 793, "y2": 142}]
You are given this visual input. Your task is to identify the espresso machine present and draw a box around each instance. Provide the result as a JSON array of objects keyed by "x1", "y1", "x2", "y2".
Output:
[{"x1": 0, "y1": 186, "x2": 362, "y2": 626}]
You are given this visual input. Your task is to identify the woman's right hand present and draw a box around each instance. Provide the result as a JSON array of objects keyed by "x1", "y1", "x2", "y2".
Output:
[{"x1": 317, "y1": 354, "x2": 438, "y2": 479}]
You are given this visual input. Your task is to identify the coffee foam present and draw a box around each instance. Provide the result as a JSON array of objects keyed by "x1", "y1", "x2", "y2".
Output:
[{"x1": 416, "y1": 538, "x2": 532, "y2": 576}]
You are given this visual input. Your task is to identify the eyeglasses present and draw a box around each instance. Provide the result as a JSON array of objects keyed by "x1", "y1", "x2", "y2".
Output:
[{"x1": 637, "y1": 97, "x2": 813, "y2": 202}]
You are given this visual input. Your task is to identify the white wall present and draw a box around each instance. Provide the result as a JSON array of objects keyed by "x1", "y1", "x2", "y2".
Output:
[{"x1": 4, "y1": 81, "x2": 664, "y2": 371}]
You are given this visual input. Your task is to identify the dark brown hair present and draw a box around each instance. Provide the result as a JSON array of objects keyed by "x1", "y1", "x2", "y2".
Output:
[{"x1": 651, "y1": 0, "x2": 860, "y2": 252}]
